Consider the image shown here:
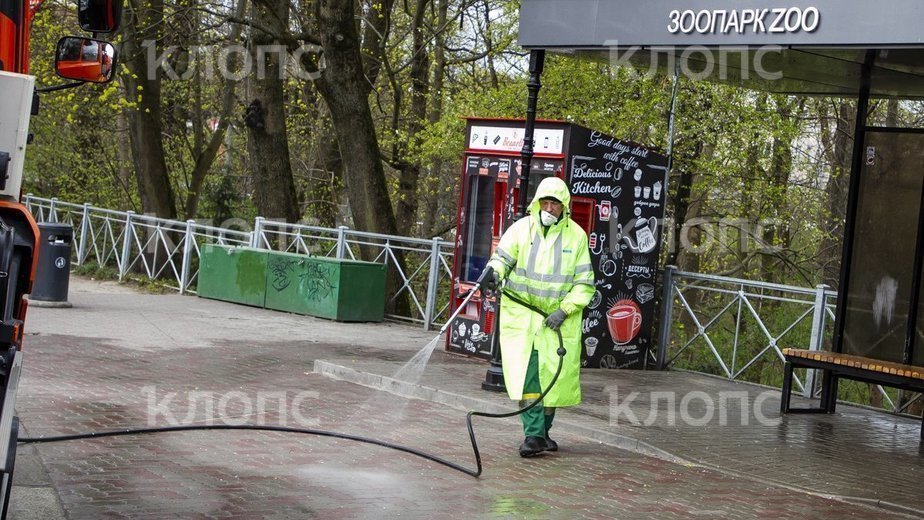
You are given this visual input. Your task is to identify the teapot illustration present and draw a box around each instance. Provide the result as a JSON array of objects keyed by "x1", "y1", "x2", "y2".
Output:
[{"x1": 621, "y1": 217, "x2": 658, "y2": 254}]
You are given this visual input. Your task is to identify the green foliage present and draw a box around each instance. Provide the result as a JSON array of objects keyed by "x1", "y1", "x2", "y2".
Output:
[
  {"x1": 26, "y1": 0, "x2": 134, "y2": 208},
  {"x1": 27, "y1": 2, "x2": 920, "y2": 401},
  {"x1": 72, "y1": 262, "x2": 170, "y2": 293}
]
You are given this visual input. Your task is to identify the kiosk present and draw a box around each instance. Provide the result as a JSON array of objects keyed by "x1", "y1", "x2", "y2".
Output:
[{"x1": 448, "y1": 118, "x2": 668, "y2": 369}]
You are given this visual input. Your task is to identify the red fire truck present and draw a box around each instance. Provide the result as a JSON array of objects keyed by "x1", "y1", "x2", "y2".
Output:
[{"x1": 0, "y1": 0, "x2": 120, "y2": 515}]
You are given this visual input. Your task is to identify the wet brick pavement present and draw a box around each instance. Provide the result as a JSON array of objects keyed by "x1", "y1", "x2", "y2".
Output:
[
  {"x1": 10, "y1": 278, "x2": 922, "y2": 518},
  {"x1": 17, "y1": 335, "x2": 908, "y2": 519},
  {"x1": 323, "y1": 357, "x2": 924, "y2": 515}
]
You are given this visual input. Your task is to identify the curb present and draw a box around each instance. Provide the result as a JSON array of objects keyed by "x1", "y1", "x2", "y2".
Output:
[
  {"x1": 25, "y1": 299, "x2": 72, "y2": 309},
  {"x1": 312, "y1": 360, "x2": 691, "y2": 466}
]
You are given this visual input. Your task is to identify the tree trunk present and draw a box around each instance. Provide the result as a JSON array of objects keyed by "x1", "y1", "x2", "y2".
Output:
[
  {"x1": 666, "y1": 140, "x2": 703, "y2": 269},
  {"x1": 299, "y1": 83, "x2": 343, "y2": 229},
  {"x1": 675, "y1": 172, "x2": 704, "y2": 274},
  {"x1": 818, "y1": 100, "x2": 855, "y2": 288},
  {"x1": 184, "y1": 0, "x2": 247, "y2": 218},
  {"x1": 761, "y1": 98, "x2": 798, "y2": 283},
  {"x1": 669, "y1": 139, "x2": 708, "y2": 365},
  {"x1": 121, "y1": 0, "x2": 176, "y2": 219},
  {"x1": 481, "y1": 0, "x2": 498, "y2": 89},
  {"x1": 184, "y1": 88, "x2": 236, "y2": 219},
  {"x1": 360, "y1": 0, "x2": 395, "y2": 89},
  {"x1": 314, "y1": 0, "x2": 399, "y2": 237},
  {"x1": 395, "y1": 0, "x2": 431, "y2": 236},
  {"x1": 421, "y1": 0, "x2": 448, "y2": 238},
  {"x1": 314, "y1": 0, "x2": 409, "y2": 316},
  {"x1": 314, "y1": 132, "x2": 344, "y2": 228},
  {"x1": 244, "y1": 0, "x2": 299, "y2": 224},
  {"x1": 741, "y1": 95, "x2": 766, "y2": 274},
  {"x1": 115, "y1": 110, "x2": 137, "y2": 208}
]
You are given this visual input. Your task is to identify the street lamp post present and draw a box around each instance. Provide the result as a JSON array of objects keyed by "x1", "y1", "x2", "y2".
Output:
[{"x1": 481, "y1": 49, "x2": 545, "y2": 392}]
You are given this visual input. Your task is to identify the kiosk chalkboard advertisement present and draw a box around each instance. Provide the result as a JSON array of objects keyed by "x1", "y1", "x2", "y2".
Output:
[{"x1": 449, "y1": 118, "x2": 668, "y2": 369}]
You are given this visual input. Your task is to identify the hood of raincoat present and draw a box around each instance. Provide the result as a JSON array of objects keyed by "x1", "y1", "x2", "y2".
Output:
[{"x1": 528, "y1": 176, "x2": 572, "y2": 224}]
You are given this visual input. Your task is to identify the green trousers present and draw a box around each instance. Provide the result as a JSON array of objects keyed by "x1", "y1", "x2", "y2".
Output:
[{"x1": 519, "y1": 349, "x2": 555, "y2": 438}]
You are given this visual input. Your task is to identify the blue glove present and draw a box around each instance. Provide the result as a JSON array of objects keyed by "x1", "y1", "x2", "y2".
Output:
[{"x1": 544, "y1": 309, "x2": 567, "y2": 331}]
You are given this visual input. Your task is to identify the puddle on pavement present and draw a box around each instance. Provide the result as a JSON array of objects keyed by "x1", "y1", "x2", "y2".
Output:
[{"x1": 489, "y1": 496, "x2": 550, "y2": 516}]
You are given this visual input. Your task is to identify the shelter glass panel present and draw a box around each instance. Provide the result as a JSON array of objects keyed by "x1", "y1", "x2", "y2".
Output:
[
  {"x1": 842, "y1": 131, "x2": 924, "y2": 363},
  {"x1": 914, "y1": 168, "x2": 924, "y2": 366},
  {"x1": 918, "y1": 275, "x2": 924, "y2": 364}
]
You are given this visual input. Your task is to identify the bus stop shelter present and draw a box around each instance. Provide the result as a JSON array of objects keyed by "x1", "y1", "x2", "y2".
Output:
[{"x1": 515, "y1": 0, "x2": 924, "y2": 425}]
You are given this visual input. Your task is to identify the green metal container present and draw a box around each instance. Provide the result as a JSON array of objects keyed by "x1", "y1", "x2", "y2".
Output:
[
  {"x1": 264, "y1": 251, "x2": 386, "y2": 322},
  {"x1": 197, "y1": 244, "x2": 269, "y2": 307}
]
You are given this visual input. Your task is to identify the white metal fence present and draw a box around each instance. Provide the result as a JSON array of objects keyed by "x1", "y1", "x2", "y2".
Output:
[
  {"x1": 26, "y1": 195, "x2": 921, "y2": 413},
  {"x1": 657, "y1": 266, "x2": 919, "y2": 414},
  {"x1": 24, "y1": 195, "x2": 455, "y2": 330}
]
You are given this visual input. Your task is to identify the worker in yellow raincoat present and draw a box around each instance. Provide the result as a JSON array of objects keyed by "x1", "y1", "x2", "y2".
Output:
[{"x1": 479, "y1": 176, "x2": 595, "y2": 457}]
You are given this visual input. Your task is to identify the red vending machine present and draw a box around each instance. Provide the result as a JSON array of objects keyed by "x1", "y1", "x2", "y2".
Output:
[{"x1": 447, "y1": 118, "x2": 669, "y2": 369}]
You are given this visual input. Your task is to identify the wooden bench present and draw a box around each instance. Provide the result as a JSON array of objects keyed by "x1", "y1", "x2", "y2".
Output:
[{"x1": 781, "y1": 348, "x2": 924, "y2": 439}]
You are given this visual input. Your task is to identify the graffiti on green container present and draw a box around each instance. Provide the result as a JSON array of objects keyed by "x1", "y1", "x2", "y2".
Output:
[
  {"x1": 299, "y1": 263, "x2": 337, "y2": 302},
  {"x1": 269, "y1": 258, "x2": 337, "y2": 302},
  {"x1": 270, "y1": 259, "x2": 296, "y2": 292}
]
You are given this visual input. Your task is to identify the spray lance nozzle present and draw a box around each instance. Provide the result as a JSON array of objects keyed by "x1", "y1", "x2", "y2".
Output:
[
  {"x1": 475, "y1": 266, "x2": 498, "y2": 292},
  {"x1": 439, "y1": 266, "x2": 499, "y2": 335}
]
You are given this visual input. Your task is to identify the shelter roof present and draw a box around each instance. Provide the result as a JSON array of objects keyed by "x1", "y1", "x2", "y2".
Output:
[{"x1": 519, "y1": 0, "x2": 924, "y2": 98}]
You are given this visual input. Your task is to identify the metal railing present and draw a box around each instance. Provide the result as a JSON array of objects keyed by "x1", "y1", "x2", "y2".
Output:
[
  {"x1": 24, "y1": 195, "x2": 454, "y2": 330},
  {"x1": 26, "y1": 196, "x2": 921, "y2": 411},
  {"x1": 656, "y1": 265, "x2": 918, "y2": 413}
]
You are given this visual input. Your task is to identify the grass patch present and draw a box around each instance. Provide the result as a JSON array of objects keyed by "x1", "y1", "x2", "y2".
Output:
[{"x1": 71, "y1": 262, "x2": 173, "y2": 295}]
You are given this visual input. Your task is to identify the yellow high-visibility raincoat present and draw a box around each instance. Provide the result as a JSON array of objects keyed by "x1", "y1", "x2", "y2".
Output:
[{"x1": 487, "y1": 177, "x2": 595, "y2": 407}]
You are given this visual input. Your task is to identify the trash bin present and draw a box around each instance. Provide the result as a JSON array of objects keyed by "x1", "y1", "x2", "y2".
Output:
[{"x1": 29, "y1": 222, "x2": 73, "y2": 307}]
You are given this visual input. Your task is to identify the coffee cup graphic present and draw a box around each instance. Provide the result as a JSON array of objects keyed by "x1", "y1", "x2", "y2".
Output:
[
  {"x1": 607, "y1": 300, "x2": 642, "y2": 345},
  {"x1": 584, "y1": 337, "x2": 599, "y2": 357}
]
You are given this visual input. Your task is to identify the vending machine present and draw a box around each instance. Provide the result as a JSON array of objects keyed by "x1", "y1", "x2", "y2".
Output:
[{"x1": 447, "y1": 118, "x2": 669, "y2": 369}]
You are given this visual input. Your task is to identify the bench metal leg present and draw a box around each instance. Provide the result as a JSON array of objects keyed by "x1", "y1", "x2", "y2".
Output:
[
  {"x1": 820, "y1": 375, "x2": 828, "y2": 411},
  {"x1": 821, "y1": 373, "x2": 839, "y2": 413},
  {"x1": 819, "y1": 369, "x2": 832, "y2": 411},
  {"x1": 781, "y1": 361, "x2": 794, "y2": 414},
  {"x1": 782, "y1": 362, "x2": 829, "y2": 413}
]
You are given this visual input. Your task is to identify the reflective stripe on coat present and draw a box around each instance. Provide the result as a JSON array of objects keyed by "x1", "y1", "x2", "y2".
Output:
[{"x1": 487, "y1": 177, "x2": 595, "y2": 407}]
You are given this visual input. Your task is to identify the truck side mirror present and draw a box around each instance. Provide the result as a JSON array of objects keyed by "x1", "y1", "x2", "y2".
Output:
[
  {"x1": 54, "y1": 37, "x2": 117, "y2": 84},
  {"x1": 77, "y1": 0, "x2": 122, "y2": 33}
]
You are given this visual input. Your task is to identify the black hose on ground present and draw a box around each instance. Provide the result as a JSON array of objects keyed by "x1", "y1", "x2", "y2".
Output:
[
  {"x1": 19, "y1": 290, "x2": 565, "y2": 478},
  {"x1": 461, "y1": 289, "x2": 565, "y2": 476}
]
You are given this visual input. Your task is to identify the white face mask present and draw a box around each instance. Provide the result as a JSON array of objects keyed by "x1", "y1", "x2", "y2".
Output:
[{"x1": 540, "y1": 210, "x2": 559, "y2": 226}]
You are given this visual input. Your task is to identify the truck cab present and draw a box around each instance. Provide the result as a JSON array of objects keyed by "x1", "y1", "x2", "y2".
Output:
[{"x1": 0, "y1": 0, "x2": 120, "y2": 515}]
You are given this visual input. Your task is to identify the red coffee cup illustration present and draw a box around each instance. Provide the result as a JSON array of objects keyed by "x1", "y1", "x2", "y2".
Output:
[{"x1": 607, "y1": 299, "x2": 642, "y2": 345}]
